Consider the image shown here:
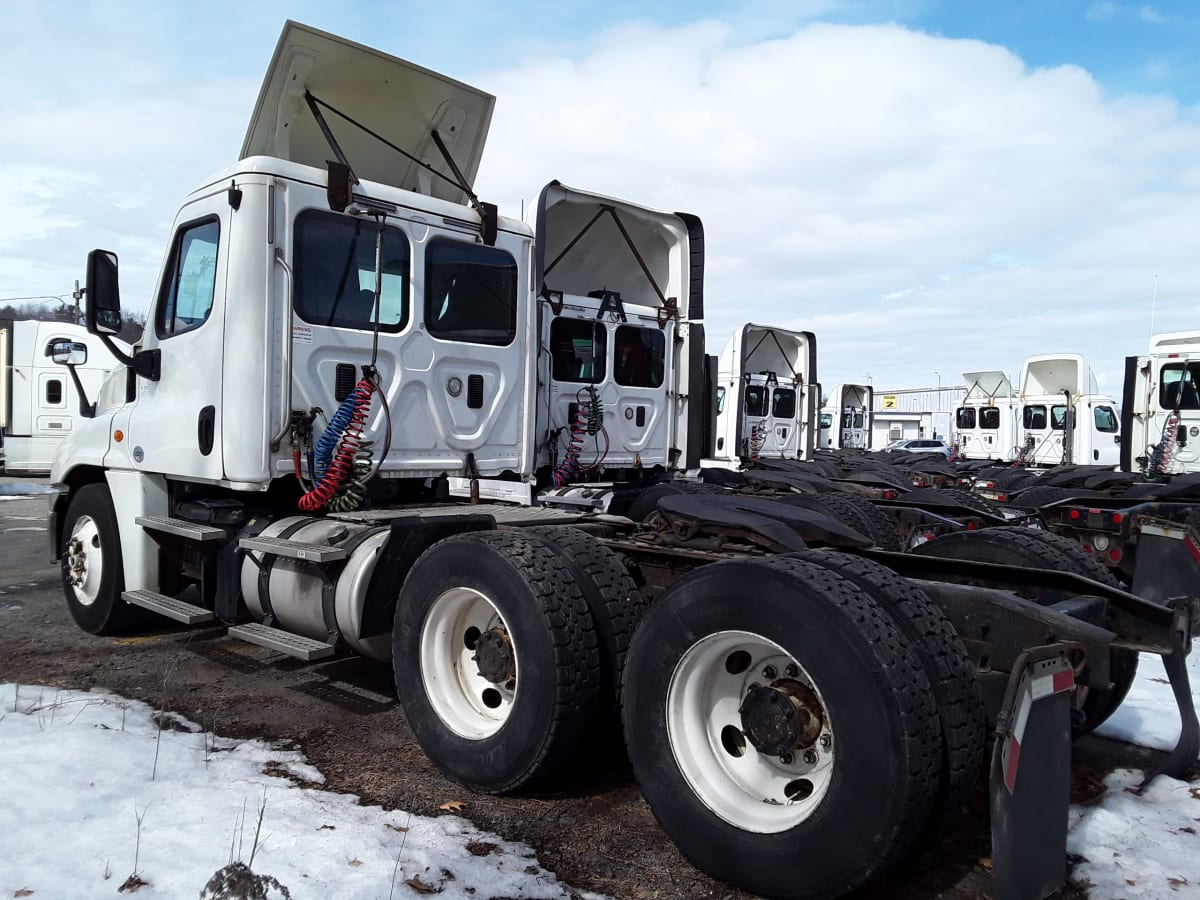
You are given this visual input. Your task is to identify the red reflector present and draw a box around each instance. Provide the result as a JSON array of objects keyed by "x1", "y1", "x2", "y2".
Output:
[
  {"x1": 925, "y1": 532, "x2": 935, "y2": 541},
  {"x1": 1088, "y1": 508, "x2": 1100, "y2": 516},
  {"x1": 1069, "y1": 509, "x2": 1080, "y2": 520},
  {"x1": 997, "y1": 494, "x2": 1008, "y2": 502},
  {"x1": 1112, "y1": 513, "x2": 1123, "y2": 525},
  {"x1": 1109, "y1": 548, "x2": 1121, "y2": 562},
  {"x1": 984, "y1": 481, "x2": 994, "y2": 489},
  {"x1": 1083, "y1": 545, "x2": 1093, "y2": 553},
  {"x1": 884, "y1": 490, "x2": 895, "y2": 500},
  {"x1": 967, "y1": 520, "x2": 977, "y2": 530}
]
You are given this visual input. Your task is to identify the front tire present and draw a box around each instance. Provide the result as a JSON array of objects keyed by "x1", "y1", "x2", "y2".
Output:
[
  {"x1": 60, "y1": 483, "x2": 137, "y2": 635},
  {"x1": 623, "y1": 556, "x2": 940, "y2": 898}
]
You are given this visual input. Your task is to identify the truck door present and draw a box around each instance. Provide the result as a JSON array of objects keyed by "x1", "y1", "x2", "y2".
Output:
[
  {"x1": 124, "y1": 197, "x2": 228, "y2": 479},
  {"x1": 1155, "y1": 359, "x2": 1200, "y2": 469}
]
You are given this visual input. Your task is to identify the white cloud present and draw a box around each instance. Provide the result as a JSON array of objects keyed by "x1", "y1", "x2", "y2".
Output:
[
  {"x1": 475, "y1": 21, "x2": 1200, "y2": 390},
  {"x1": 3, "y1": 13, "x2": 1199, "y2": 394},
  {"x1": 1138, "y1": 5, "x2": 1169, "y2": 24},
  {"x1": 1086, "y1": 2, "x2": 1120, "y2": 21}
]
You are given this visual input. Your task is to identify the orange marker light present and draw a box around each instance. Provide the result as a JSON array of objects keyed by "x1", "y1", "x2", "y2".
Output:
[{"x1": 114, "y1": 430, "x2": 124, "y2": 442}]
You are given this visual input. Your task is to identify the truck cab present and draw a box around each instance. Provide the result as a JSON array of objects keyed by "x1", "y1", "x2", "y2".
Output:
[
  {"x1": 1122, "y1": 330, "x2": 1200, "y2": 475},
  {"x1": 708, "y1": 323, "x2": 816, "y2": 464},
  {"x1": 1018, "y1": 354, "x2": 1120, "y2": 467},
  {"x1": 953, "y1": 370, "x2": 1019, "y2": 461},
  {"x1": 818, "y1": 383, "x2": 872, "y2": 449},
  {"x1": 1, "y1": 319, "x2": 129, "y2": 474}
]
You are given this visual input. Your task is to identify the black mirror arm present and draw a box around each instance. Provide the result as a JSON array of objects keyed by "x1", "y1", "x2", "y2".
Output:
[
  {"x1": 98, "y1": 334, "x2": 160, "y2": 381},
  {"x1": 61, "y1": 362, "x2": 97, "y2": 419}
]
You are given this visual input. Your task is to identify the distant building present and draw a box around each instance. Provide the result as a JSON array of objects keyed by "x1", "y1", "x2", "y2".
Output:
[{"x1": 872, "y1": 385, "x2": 966, "y2": 447}]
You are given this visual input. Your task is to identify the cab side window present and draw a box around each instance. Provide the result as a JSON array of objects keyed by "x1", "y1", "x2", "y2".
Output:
[
  {"x1": 980, "y1": 408, "x2": 1000, "y2": 430},
  {"x1": 956, "y1": 408, "x2": 976, "y2": 429},
  {"x1": 1023, "y1": 405, "x2": 1047, "y2": 430},
  {"x1": 1094, "y1": 405, "x2": 1119, "y2": 433},
  {"x1": 772, "y1": 388, "x2": 796, "y2": 418},
  {"x1": 156, "y1": 218, "x2": 220, "y2": 339}
]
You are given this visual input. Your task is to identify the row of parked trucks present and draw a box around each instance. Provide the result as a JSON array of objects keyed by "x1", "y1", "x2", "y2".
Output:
[{"x1": 40, "y1": 22, "x2": 1197, "y2": 900}]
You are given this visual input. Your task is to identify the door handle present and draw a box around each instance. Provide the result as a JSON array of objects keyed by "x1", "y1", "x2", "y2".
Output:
[{"x1": 198, "y1": 405, "x2": 216, "y2": 456}]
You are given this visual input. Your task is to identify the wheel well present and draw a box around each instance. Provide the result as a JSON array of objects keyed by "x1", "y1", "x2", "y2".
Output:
[{"x1": 50, "y1": 466, "x2": 108, "y2": 561}]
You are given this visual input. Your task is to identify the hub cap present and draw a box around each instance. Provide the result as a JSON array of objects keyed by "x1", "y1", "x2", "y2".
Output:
[
  {"x1": 667, "y1": 630, "x2": 835, "y2": 833},
  {"x1": 65, "y1": 515, "x2": 103, "y2": 606},
  {"x1": 419, "y1": 587, "x2": 518, "y2": 739}
]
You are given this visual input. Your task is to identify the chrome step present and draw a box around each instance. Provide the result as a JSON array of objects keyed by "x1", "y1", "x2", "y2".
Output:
[
  {"x1": 135, "y1": 515, "x2": 226, "y2": 542},
  {"x1": 227, "y1": 623, "x2": 336, "y2": 661},
  {"x1": 238, "y1": 535, "x2": 347, "y2": 563},
  {"x1": 122, "y1": 590, "x2": 215, "y2": 625}
]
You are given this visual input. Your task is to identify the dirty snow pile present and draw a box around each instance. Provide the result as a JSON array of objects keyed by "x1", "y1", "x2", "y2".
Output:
[
  {"x1": 0, "y1": 481, "x2": 54, "y2": 499},
  {"x1": 0, "y1": 684, "x2": 586, "y2": 900},
  {"x1": 1067, "y1": 651, "x2": 1200, "y2": 897}
]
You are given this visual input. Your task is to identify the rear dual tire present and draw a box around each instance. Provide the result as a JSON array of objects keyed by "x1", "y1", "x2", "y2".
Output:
[{"x1": 623, "y1": 556, "x2": 943, "y2": 898}]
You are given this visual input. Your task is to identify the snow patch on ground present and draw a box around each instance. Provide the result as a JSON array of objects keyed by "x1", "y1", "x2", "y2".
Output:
[
  {"x1": 0, "y1": 684, "x2": 588, "y2": 900},
  {"x1": 0, "y1": 482, "x2": 55, "y2": 495},
  {"x1": 1095, "y1": 651, "x2": 1200, "y2": 758},
  {"x1": 1068, "y1": 768, "x2": 1200, "y2": 898}
]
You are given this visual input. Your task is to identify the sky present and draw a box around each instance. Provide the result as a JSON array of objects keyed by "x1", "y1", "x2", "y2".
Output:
[
  {"x1": 2, "y1": 1, "x2": 1199, "y2": 392},
  {"x1": 1, "y1": 651, "x2": 1196, "y2": 897}
]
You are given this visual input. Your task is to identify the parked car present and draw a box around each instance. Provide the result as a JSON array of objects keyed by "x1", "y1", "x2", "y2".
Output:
[{"x1": 884, "y1": 438, "x2": 953, "y2": 458}]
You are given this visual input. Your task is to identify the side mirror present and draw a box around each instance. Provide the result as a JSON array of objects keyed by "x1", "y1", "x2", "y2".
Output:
[
  {"x1": 46, "y1": 340, "x2": 88, "y2": 366},
  {"x1": 86, "y1": 249, "x2": 122, "y2": 335}
]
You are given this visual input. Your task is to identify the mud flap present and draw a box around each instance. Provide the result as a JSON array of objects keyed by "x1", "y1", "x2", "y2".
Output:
[{"x1": 990, "y1": 644, "x2": 1077, "y2": 900}]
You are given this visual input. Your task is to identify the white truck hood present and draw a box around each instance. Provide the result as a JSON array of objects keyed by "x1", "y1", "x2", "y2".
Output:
[
  {"x1": 241, "y1": 20, "x2": 494, "y2": 205},
  {"x1": 963, "y1": 370, "x2": 1014, "y2": 401}
]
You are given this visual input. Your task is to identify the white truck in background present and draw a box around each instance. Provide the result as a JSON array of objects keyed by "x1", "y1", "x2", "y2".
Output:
[
  {"x1": 1122, "y1": 330, "x2": 1200, "y2": 476},
  {"x1": 818, "y1": 383, "x2": 872, "y2": 449},
  {"x1": 708, "y1": 323, "x2": 817, "y2": 464},
  {"x1": 1017, "y1": 354, "x2": 1120, "y2": 467},
  {"x1": 953, "y1": 356, "x2": 1120, "y2": 466},
  {"x1": 1, "y1": 319, "x2": 130, "y2": 474},
  {"x1": 954, "y1": 370, "x2": 1019, "y2": 461}
]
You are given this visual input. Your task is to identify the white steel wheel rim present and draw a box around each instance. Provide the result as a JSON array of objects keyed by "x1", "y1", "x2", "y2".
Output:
[
  {"x1": 419, "y1": 587, "x2": 518, "y2": 740},
  {"x1": 667, "y1": 630, "x2": 835, "y2": 834},
  {"x1": 66, "y1": 514, "x2": 103, "y2": 606}
]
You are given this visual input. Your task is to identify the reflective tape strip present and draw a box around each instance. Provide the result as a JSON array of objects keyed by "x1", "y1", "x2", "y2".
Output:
[{"x1": 1004, "y1": 665, "x2": 1075, "y2": 794}]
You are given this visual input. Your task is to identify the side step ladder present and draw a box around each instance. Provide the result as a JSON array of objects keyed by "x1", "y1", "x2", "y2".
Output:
[
  {"x1": 228, "y1": 534, "x2": 346, "y2": 660},
  {"x1": 226, "y1": 623, "x2": 336, "y2": 661},
  {"x1": 122, "y1": 589, "x2": 215, "y2": 625}
]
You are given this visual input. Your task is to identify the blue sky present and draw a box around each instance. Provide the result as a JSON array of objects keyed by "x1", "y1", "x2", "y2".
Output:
[{"x1": 2, "y1": 1, "x2": 1198, "y2": 390}]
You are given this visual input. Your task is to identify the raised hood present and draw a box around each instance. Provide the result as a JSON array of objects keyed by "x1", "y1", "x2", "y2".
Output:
[
  {"x1": 534, "y1": 181, "x2": 704, "y2": 319},
  {"x1": 1021, "y1": 355, "x2": 1083, "y2": 398},
  {"x1": 962, "y1": 370, "x2": 1014, "y2": 401},
  {"x1": 721, "y1": 324, "x2": 816, "y2": 385},
  {"x1": 241, "y1": 21, "x2": 494, "y2": 205}
]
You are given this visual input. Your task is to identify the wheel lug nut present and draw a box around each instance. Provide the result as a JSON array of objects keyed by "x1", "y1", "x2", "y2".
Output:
[
  {"x1": 748, "y1": 682, "x2": 761, "y2": 692},
  {"x1": 762, "y1": 665, "x2": 777, "y2": 679},
  {"x1": 820, "y1": 734, "x2": 832, "y2": 750},
  {"x1": 784, "y1": 664, "x2": 798, "y2": 678},
  {"x1": 803, "y1": 750, "x2": 818, "y2": 765},
  {"x1": 779, "y1": 752, "x2": 794, "y2": 765}
]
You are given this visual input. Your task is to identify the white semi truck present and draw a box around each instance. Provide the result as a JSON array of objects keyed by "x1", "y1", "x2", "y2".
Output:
[
  {"x1": 46, "y1": 22, "x2": 1197, "y2": 900},
  {"x1": 818, "y1": 383, "x2": 872, "y2": 449},
  {"x1": 954, "y1": 356, "x2": 1120, "y2": 466},
  {"x1": 0, "y1": 319, "x2": 129, "y2": 474},
  {"x1": 708, "y1": 323, "x2": 817, "y2": 464},
  {"x1": 1122, "y1": 330, "x2": 1200, "y2": 476}
]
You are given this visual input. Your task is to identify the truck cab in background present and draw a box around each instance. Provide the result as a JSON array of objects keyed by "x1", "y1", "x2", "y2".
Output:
[
  {"x1": 1122, "y1": 330, "x2": 1200, "y2": 476},
  {"x1": 818, "y1": 383, "x2": 872, "y2": 449},
  {"x1": 954, "y1": 370, "x2": 1019, "y2": 461},
  {"x1": 707, "y1": 323, "x2": 816, "y2": 464},
  {"x1": 1018, "y1": 354, "x2": 1120, "y2": 467},
  {"x1": 1, "y1": 319, "x2": 130, "y2": 474}
]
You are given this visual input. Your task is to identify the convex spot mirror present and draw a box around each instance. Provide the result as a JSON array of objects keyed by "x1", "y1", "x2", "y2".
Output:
[
  {"x1": 86, "y1": 249, "x2": 122, "y2": 336},
  {"x1": 47, "y1": 340, "x2": 87, "y2": 366}
]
